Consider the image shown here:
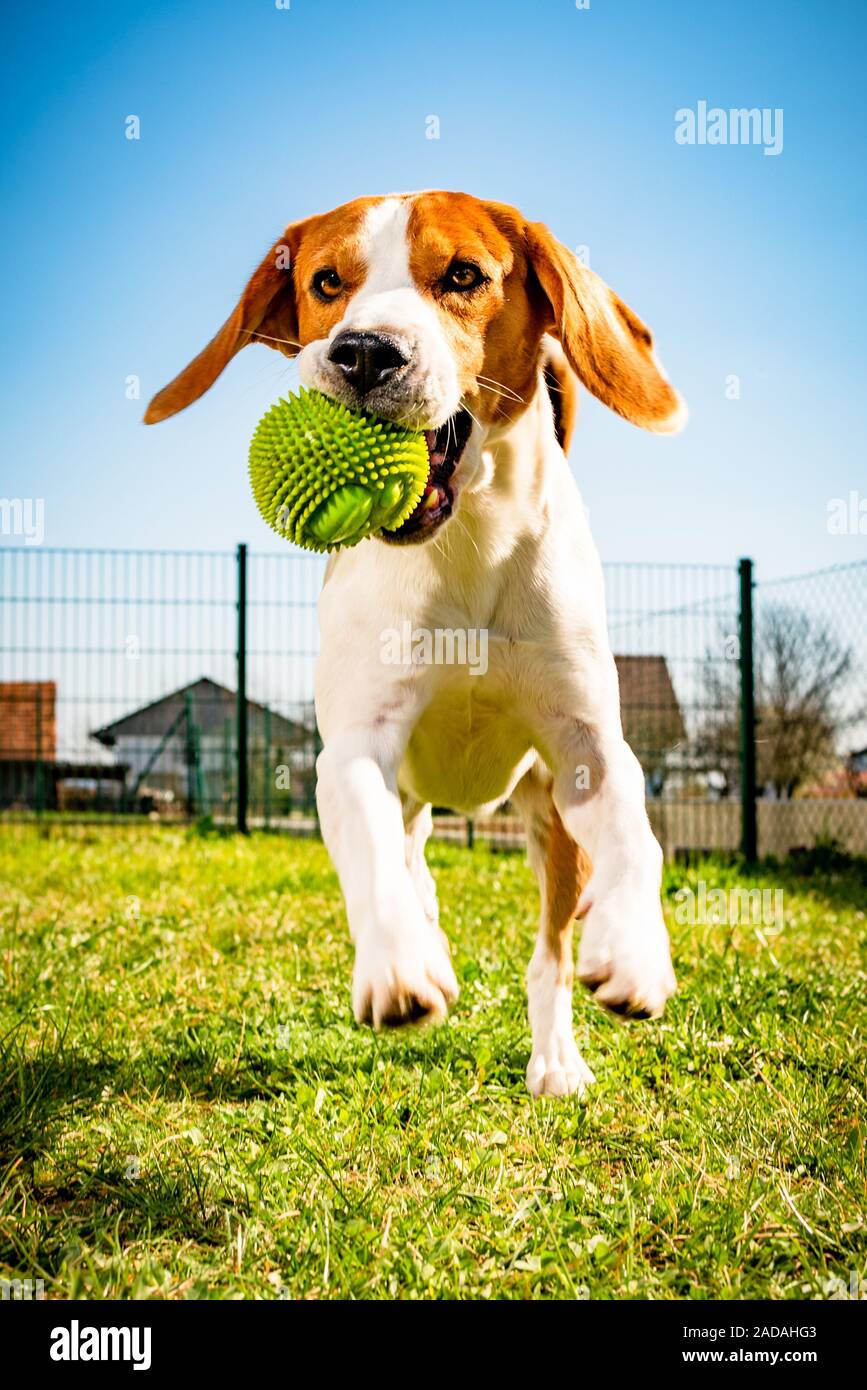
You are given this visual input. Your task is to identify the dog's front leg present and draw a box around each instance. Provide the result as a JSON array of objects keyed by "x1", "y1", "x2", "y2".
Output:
[
  {"x1": 544, "y1": 712, "x2": 677, "y2": 1019},
  {"x1": 316, "y1": 726, "x2": 458, "y2": 1028}
]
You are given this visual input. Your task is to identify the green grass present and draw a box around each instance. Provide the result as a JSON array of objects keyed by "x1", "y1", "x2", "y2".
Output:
[{"x1": 0, "y1": 825, "x2": 864, "y2": 1300}]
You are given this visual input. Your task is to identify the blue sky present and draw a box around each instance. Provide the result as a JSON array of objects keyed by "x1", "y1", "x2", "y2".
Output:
[{"x1": 1, "y1": 0, "x2": 866, "y2": 579}]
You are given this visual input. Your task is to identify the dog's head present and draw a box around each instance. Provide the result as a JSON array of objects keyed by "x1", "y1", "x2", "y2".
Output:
[{"x1": 146, "y1": 190, "x2": 686, "y2": 543}]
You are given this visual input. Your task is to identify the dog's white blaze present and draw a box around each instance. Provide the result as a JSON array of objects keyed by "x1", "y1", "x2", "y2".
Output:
[{"x1": 356, "y1": 198, "x2": 413, "y2": 297}]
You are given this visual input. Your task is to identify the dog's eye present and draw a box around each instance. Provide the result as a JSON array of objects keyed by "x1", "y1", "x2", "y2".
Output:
[
  {"x1": 444, "y1": 261, "x2": 486, "y2": 292},
  {"x1": 312, "y1": 269, "x2": 343, "y2": 300}
]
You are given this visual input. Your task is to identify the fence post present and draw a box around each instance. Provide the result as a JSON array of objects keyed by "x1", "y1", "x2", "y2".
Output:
[
  {"x1": 223, "y1": 716, "x2": 232, "y2": 817},
  {"x1": 184, "y1": 689, "x2": 202, "y2": 819},
  {"x1": 738, "y1": 557, "x2": 757, "y2": 861},
  {"x1": 236, "y1": 543, "x2": 249, "y2": 834},
  {"x1": 263, "y1": 706, "x2": 271, "y2": 830}
]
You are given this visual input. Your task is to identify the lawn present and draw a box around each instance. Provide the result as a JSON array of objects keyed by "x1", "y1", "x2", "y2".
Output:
[{"x1": 0, "y1": 824, "x2": 864, "y2": 1300}]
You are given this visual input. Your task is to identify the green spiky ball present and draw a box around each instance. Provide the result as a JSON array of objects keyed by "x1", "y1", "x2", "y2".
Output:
[{"x1": 249, "y1": 388, "x2": 430, "y2": 552}]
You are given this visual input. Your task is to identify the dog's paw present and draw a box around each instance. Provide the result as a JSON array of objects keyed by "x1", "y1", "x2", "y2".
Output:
[
  {"x1": 352, "y1": 926, "x2": 458, "y2": 1029},
  {"x1": 577, "y1": 885, "x2": 676, "y2": 1019},
  {"x1": 526, "y1": 1037, "x2": 595, "y2": 1099}
]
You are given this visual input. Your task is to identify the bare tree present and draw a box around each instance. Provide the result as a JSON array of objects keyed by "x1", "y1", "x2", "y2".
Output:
[{"x1": 698, "y1": 605, "x2": 853, "y2": 798}]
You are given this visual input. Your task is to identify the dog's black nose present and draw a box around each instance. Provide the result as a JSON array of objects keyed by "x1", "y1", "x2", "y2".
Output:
[{"x1": 327, "y1": 332, "x2": 408, "y2": 397}]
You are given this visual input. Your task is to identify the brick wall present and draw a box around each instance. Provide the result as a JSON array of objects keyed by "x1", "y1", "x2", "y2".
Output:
[{"x1": 0, "y1": 682, "x2": 57, "y2": 759}]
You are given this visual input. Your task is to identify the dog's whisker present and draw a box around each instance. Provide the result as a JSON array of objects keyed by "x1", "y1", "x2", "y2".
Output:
[
  {"x1": 476, "y1": 374, "x2": 525, "y2": 403},
  {"x1": 473, "y1": 385, "x2": 521, "y2": 411},
  {"x1": 475, "y1": 384, "x2": 525, "y2": 422},
  {"x1": 476, "y1": 373, "x2": 513, "y2": 388},
  {"x1": 473, "y1": 381, "x2": 507, "y2": 399},
  {"x1": 449, "y1": 507, "x2": 481, "y2": 562},
  {"x1": 241, "y1": 329, "x2": 304, "y2": 350},
  {"x1": 432, "y1": 530, "x2": 449, "y2": 561},
  {"x1": 228, "y1": 357, "x2": 299, "y2": 404}
]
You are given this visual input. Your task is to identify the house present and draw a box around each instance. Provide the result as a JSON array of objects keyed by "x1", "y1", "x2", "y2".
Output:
[
  {"x1": 0, "y1": 681, "x2": 127, "y2": 810},
  {"x1": 614, "y1": 655, "x2": 686, "y2": 795},
  {"x1": 91, "y1": 677, "x2": 314, "y2": 813},
  {"x1": 0, "y1": 681, "x2": 56, "y2": 760},
  {"x1": 0, "y1": 681, "x2": 56, "y2": 807}
]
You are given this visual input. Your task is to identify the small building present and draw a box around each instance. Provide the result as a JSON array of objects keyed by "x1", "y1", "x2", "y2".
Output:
[
  {"x1": 0, "y1": 681, "x2": 56, "y2": 807},
  {"x1": 92, "y1": 677, "x2": 314, "y2": 814}
]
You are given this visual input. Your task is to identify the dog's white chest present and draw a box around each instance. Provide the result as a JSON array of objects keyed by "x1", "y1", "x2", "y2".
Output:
[{"x1": 399, "y1": 646, "x2": 537, "y2": 814}]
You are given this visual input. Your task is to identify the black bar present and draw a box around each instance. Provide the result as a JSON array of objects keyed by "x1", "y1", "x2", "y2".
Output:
[{"x1": 10, "y1": 1296, "x2": 860, "y2": 1372}]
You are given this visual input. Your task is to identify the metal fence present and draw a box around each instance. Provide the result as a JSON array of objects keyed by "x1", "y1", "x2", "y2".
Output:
[{"x1": 1, "y1": 546, "x2": 865, "y2": 858}]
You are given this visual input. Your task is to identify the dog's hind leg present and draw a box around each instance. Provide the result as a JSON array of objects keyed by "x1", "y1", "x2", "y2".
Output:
[
  {"x1": 401, "y1": 796, "x2": 439, "y2": 931},
  {"x1": 512, "y1": 758, "x2": 596, "y2": 1099}
]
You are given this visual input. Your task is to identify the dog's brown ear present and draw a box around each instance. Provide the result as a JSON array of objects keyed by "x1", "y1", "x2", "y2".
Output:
[
  {"x1": 143, "y1": 233, "x2": 299, "y2": 424},
  {"x1": 525, "y1": 221, "x2": 687, "y2": 434}
]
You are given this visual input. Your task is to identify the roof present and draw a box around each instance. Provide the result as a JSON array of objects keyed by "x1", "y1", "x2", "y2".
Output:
[
  {"x1": 614, "y1": 655, "x2": 686, "y2": 754},
  {"x1": 92, "y1": 677, "x2": 310, "y2": 747}
]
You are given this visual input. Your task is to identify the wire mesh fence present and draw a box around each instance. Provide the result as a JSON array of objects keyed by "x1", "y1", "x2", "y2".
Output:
[
  {"x1": 751, "y1": 561, "x2": 867, "y2": 857},
  {"x1": 0, "y1": 549, "x2": 239, "y2": 820},
  {"x1": 1, "y1": 546, "x2": 865, "y2": 858},
  {"x1": 601, "y1": 562, "x2": 742, "y2": 861},
  {"x1": 245, "y1": 549, "x2": 323, "y2": 830}
]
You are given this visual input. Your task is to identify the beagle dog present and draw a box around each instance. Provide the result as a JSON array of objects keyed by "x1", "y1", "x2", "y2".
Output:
[{"x1": 146, "y1": 191, "x2": 685, "y2": 1097}]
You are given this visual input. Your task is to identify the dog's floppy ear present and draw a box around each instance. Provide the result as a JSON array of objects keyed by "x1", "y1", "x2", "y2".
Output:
[
  {"x1": 143, "y1": 233, "x2": 300, "y2": 424},
  {"x1": 524, "y1": 221, "x2": 687, "y2": 434}
]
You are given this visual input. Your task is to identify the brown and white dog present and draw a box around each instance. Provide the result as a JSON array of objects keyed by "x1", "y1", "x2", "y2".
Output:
[{"x1": 146, "y1": 191, "x2": 685, "y2": 1097}]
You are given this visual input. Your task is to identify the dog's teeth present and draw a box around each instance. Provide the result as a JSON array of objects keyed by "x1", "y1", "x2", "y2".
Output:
[{"x1": 422, "y1": 489, "x2": 440, "y2": 512}]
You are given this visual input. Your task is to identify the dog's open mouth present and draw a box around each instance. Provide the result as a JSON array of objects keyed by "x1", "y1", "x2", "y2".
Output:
[{"x1": 383, "y1": 410, "x2": 473, "y2": 544}]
